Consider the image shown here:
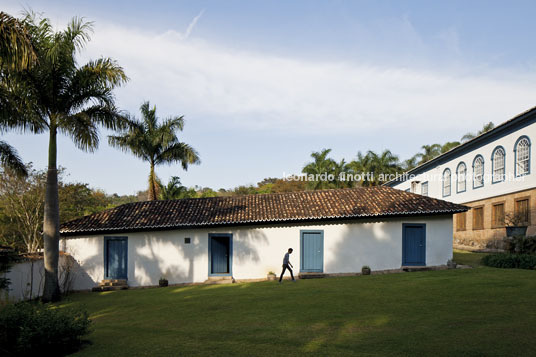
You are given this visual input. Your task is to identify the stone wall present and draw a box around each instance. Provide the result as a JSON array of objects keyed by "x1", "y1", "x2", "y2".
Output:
[{"x1": 454, "y1": 187, "x2": 536, "y2": 249}]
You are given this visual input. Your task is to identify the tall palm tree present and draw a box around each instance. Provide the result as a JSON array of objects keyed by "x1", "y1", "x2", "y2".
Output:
[
  {"x1": 1, "y1": 13, "x2": 128, "y2": 301},
  {"x1": 461, "y1": 122, "x2": 495, "y2": 142},
  {"x1": 0, "y1": 12, "x2": 36, "y2": 177},
  {"x1": 302, "y1": 148, "x2": 336, "y2": 190},
  {"x1": 109, "y1": 101, "x2": 200, "y2": 201}
]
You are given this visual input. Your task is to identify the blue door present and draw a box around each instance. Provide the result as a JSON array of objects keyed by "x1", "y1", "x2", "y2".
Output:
[
  {"x1": 402, "y1": 224, "x2": 426, "y2": 266},
  {"x1": 105, "y1": 237, "x2": 128, "y2": 279},
  {"x1": 209, "y1": 234, "x2": 232, "y2": 275},
  {"x1": 301, "y1": 231, "x2": 324, "y2": 272}
]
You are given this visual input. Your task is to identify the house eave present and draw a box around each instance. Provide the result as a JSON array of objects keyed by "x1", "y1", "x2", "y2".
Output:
[{"x1": 60, "y1": 208, "x2": 468, "y2": 237}]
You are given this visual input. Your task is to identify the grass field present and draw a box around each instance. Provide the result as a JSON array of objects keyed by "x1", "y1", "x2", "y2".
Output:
[{"x1": 59, "y1": 251, "x2": 536, "y2": 356}]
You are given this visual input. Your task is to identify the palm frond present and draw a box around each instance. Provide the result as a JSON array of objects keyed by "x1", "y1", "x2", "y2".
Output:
[
  {"x1": 0, "y1": 140, "x2": 27, "y2": 176},
  {"x1": 156, "y1": 142, "x2": 200, "y2": 169},
  {"x1": 59, "y1": 113, "x2": 99, "y2": 152}
]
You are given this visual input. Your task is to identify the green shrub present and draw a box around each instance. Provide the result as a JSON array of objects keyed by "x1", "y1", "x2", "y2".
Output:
[
  {"x1": 481, "y1": 253, "x2": 536, "y2": 270},
  {"x1": 504, "y1": 236, "x2": 536, "y2": 254},
  {"x1": 0, "y1": 302, "x2": 92, "y2": 356}
]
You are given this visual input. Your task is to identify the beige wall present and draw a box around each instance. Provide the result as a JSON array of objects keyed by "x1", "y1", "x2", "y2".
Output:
[
  {"x1": 454, "y1": 187, "x2": 536, "y2": 249},
  {"x1": 63, "y1": 215, "x2": 453, "y2": 290}
]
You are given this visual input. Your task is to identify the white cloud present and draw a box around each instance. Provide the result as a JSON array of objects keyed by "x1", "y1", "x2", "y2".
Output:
[
  {"x1": 82, "y1": 22, "x2": 536, "y2": 137},
  {"x1": 184, "y1": 9, "x2": 204, "y2": 39}
]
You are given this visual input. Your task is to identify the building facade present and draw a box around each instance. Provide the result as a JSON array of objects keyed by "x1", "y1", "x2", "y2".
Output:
[
  {"x1": 386, "y1": 107, "x2": 536, "y2": 249},
  {"x1": 60, "y1": 187, "x2": 465, "y2": 289}
]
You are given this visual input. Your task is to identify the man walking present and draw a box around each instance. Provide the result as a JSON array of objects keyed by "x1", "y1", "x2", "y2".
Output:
[{"x1": 279, "y1": 248, "x2": 296, "y2": 283}]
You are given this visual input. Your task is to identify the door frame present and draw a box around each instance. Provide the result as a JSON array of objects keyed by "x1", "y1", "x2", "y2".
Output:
[
  {"x1": 300, "y1": 230, "x2": 324, "y2": 273},
  {"x1": 402, "y1": 223, "x2": 426, "y2": 266},
  {"x1": 208, "y1": 233, "x2": 233, "y2": 276},
  {"x1": 103, "y1": 236, "x2": 128, "y2": 280}
]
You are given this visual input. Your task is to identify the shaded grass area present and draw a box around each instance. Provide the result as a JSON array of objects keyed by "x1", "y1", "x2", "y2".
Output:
[
  {"x1": 453, "y1": 249, "x2": 489, "y2": 267},
  {"x1": 60, "y1": 257, "x2": 536, "y2": 356}
]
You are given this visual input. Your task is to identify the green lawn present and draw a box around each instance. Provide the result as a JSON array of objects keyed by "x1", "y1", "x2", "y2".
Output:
[{"x1": 59, "y1": 252, "x2": 536, "y2": 356}]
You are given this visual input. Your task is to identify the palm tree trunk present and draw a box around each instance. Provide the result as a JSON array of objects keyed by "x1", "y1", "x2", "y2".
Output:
[
  {"x1": 148, "y1": 162, "x2": 158, "y2": 201},
  {"x1": 42, "y1": 127, "x2": 61, "y2": 302}
]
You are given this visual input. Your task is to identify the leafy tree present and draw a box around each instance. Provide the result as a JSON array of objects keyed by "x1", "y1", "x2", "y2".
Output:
[
  {"x1": 461, "y1": 122, "x2": 495, "y2": 142},
  {"x1": 0, "y1": 165, "x2": 45, "y2": 252},
  {"x1": 109, "y1": 101, "x2": 200, "y2": 201},
  {"x1": 270, "y1": 178, "x2": 307, "y2": 192},
  {"x1": 1, "y1": 13, "x2": 128, "y2": 301}
]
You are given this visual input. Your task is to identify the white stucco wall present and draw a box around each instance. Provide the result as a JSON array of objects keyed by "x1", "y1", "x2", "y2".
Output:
[
  {"x1": 391, "y1": 120, "x2": 536, "y2": 204},
  {"x1": 63, "y1": 215, "x2": 453, "y2": 290}
]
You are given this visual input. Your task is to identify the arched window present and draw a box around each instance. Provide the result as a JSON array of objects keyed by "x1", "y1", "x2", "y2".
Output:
[
  {"x1": 456, "y1": 162, "x2": 466, "y2": 193},
  {"x1": 473, "y1": 155, "x2": 484, "y2": 188},
  {"x1": 515, "y1": 136, "x2": 531, "y2": 176},
  {"x1": 442, "y1": 168, "x2": 451, "y2": 197},
  {"x1": 492, "y1": 146, "x2": 505, "y2": 183}
]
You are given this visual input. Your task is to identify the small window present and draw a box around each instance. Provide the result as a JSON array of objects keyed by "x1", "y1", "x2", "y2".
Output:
[
  {"x1": 456, "y1": 162, "x2": 466, "y2": 193},
  {"x1": 405, "y1": 188, "x2": 410, "y2": 193},
  {"x1": 492, "y1": 147, "x2": 505, "y2": 183},
  {"x1": 492, "y1": 203, "x2": 505, "y2": 228},
  {"x1": 184, "y1": 237, "x2": 191, "y2": 244},
  {"x1": 442, "y1": 169, "x2": 451, "y2": 197},
  {"x1": 514, "y1": 198, "x2": 530, "y2": 225},
  {"x1": 473, "y1": 206, "x2": 484, "y2": 230},
  {"x1": 473, "y1": 156, "x2": 484, "y2": 188},
  {"x1": 515, "y1": 136, "x2": 530, "y2": 177},
  {"x1": 456, "y1": 212, "x2": 466, "y2": 231},
  {"x1": 421, "y1": 182, "x2": 428, "y2": 196}
]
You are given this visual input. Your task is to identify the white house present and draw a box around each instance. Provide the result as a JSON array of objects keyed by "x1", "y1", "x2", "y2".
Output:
[
  {"x1": 60, "y1": 186, "x2": 466, "y2": 290},
  {"x1": 386, "y1": 106, "x2": 536, "y2": 249}
]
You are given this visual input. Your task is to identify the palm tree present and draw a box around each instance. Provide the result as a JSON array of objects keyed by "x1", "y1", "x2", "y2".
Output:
[
  {"x1": 0, "y1": 12, "x2": 36, "y2": 177},
  {"x1": 416, "y1": 144, "x2": 442, "y2": 164},
  {"x1": 109, "y1": 101, "x2": 200, "y2": 201},
  {"x1": 159, "y1": 176, "x2": 189, "y2": 200},
  {"x1": 441, "y1": 141, "x2": 460, "y2": 154},
  {"x1": 461, "y1": 122, "x2": 495, "y2": 142},
  {"x1": 302, "y1": 148, "x2": 336, "y2": 190},
  {"x1": 0, "y1": 12, "x2": 36, "y2": 70},
  {"x1": 0, "y1": 141, "x2": 27, "y2": 176},
  {"x1": 1, "y1": 13, "x2": 128, "y2": 301},
  {"x1": 365, "y1": 150, "x2": 400, "y2": 186}
]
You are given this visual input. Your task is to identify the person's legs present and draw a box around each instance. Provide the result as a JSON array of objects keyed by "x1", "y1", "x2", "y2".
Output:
[
  {"x1": 288, "y1": 266, "x2": 295, "y2": 281},
  {"x1": 279, "y1": 264, "x2": 288, "y2": 282}
]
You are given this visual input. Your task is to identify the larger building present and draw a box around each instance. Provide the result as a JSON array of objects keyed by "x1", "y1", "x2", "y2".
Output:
[{"x1": 386, "y1": 106, "x2": 536, "y2": 250}]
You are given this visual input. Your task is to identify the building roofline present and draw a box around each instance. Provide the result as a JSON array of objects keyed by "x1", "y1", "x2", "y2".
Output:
[{"x1": 384, "y1": 105, "x2": 536, "y2": 186}]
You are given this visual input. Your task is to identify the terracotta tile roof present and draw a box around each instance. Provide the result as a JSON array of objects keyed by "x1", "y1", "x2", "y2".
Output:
[{"x1": 60, "y1": 186, "x2": 468, "y2": 235}]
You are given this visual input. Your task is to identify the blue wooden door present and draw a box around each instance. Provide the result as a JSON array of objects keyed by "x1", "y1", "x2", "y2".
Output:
[
  {"x1": 402, "y1": 224, "x2": 426, "y2": 266},
  {"x1": 210, "y1": 235, "x2": 231, "y2": 274},
  {"x1": 301, "y1": 231, "x2": 324, "y2": 272},
  {"x1": 105, "y1": 237, "x2": 128, "y2": 279}
]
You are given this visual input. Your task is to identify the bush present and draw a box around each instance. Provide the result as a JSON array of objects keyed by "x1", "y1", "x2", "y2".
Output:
[
  {"x1": 503, "y1": 236, "x2": 536, "y2": 254},
  {"x1": 481, "y1": 253, "x2": 536, "y2": 270},
  {"x1": 0, "y1": 302, "x2": 91, "y2": 356}
]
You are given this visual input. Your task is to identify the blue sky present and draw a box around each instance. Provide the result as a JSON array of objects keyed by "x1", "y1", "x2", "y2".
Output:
[{"x1": 3, "y1": 0, "x2": 536, "y2": 195}]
